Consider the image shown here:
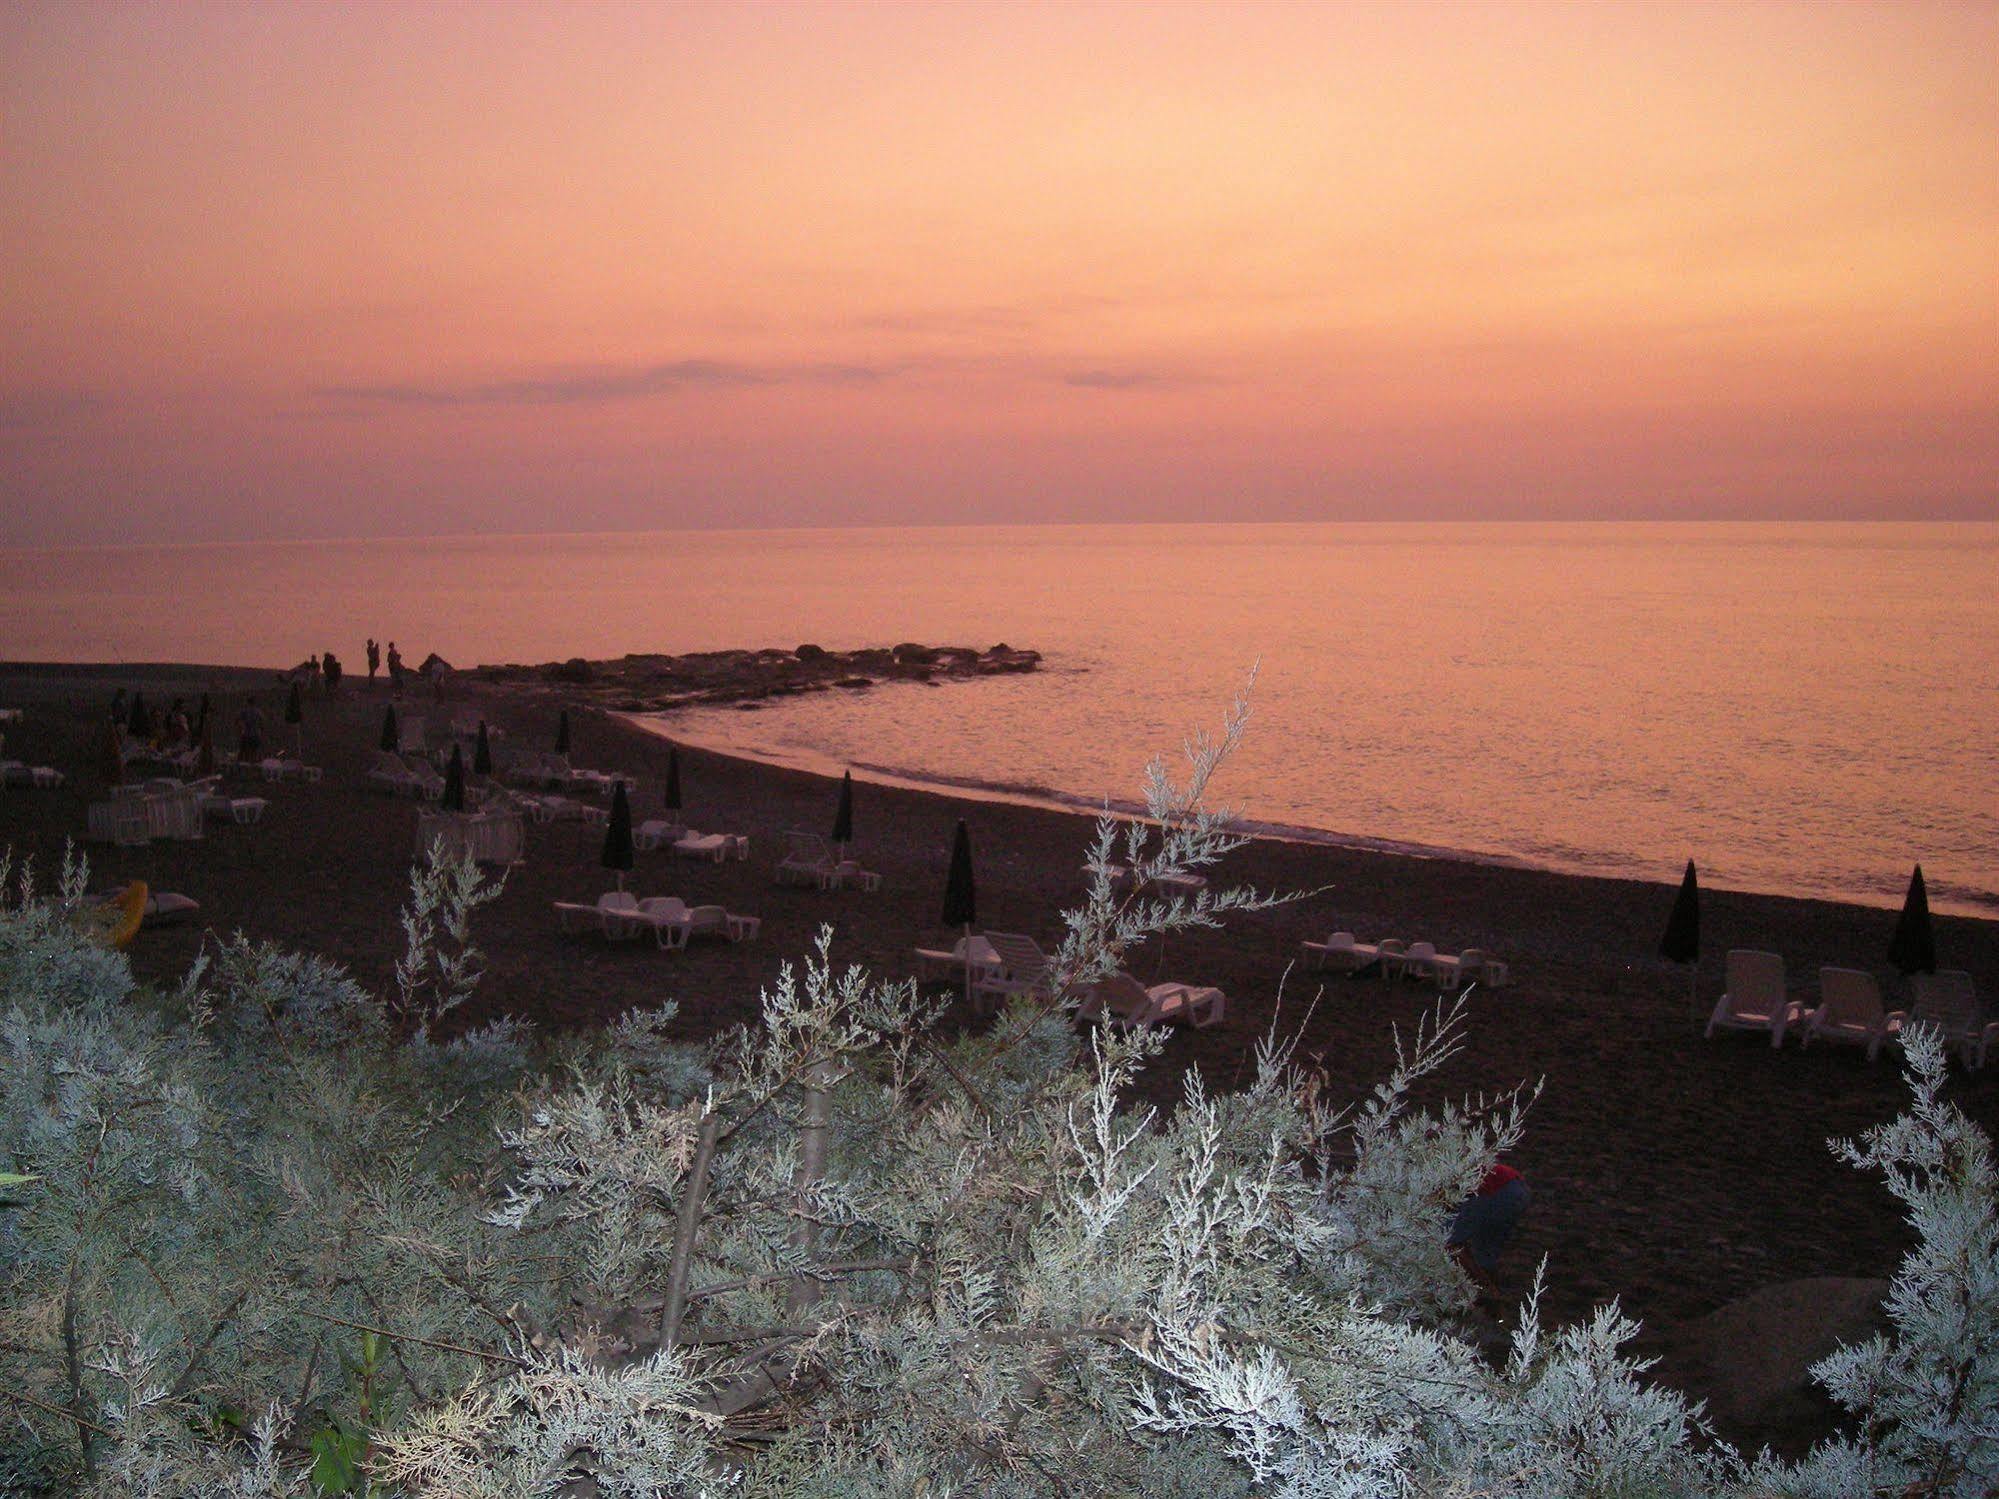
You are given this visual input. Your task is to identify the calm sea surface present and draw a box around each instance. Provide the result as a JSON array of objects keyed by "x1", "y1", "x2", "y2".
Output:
[{"x1": 3, "y1": 523, "x2": 1993, "y2": 917}]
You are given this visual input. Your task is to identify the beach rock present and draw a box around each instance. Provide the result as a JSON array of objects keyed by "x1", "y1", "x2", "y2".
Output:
[
  {"x1": 794, "y1": 643, "x2": 828, "y2": 661},
  {"x1": 836, "y1": 677, "x2": 872, "y2": 690},
  {"x1": 1682, "y1": 1277, "x2": 1888, "y2": 1430},
  {"x1": 547, "y1": 658, "x2": 596, "y2": 684},
  {"x1": 892, "y1": 643, "x2": 938, "y2": 665}
]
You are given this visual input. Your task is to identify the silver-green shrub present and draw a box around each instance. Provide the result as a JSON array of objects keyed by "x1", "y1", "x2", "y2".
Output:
[{"x1": 2, "y1": 698, "x2": 1993, "y2": 1497}]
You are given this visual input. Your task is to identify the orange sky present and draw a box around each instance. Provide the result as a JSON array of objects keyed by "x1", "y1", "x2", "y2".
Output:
[{"x1": 2, "y1": 0, "x2": 1993, "y2": 544}]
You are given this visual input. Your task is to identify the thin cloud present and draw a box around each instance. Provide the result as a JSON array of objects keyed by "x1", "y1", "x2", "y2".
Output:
[
  {"x1": 319, "y1": 358, "x2": 896, "y2": 407},
  {"x1": 1058, "y1": 368, "x2": 1211, "y2": 391}
]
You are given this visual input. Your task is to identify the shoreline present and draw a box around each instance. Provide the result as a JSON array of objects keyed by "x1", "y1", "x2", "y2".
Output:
[
  {"x1": 4, "y1": 661, "x2": 1997, "y2": 1455},
  {"x1": 629, "y1": 710, "x2": 1992, "y2": 920}
]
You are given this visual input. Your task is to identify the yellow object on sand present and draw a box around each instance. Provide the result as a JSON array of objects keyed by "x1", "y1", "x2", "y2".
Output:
[{"x1": 76, "y1": 881, "x2": 148, "y2": 951}]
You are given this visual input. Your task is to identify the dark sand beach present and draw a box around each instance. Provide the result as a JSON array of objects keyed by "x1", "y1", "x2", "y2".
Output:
[{"x1": 4, "y1": 660, "x2": 1994, "y2": 1455}]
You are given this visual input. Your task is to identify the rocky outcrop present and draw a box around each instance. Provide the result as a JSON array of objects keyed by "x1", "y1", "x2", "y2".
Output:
[
  {"x1": 474, "y1": 643, "x2": 1040, "y2": 715},
  {"x1": 1678, "y1": 1277, "x2": 1889, "y2": 1432}
]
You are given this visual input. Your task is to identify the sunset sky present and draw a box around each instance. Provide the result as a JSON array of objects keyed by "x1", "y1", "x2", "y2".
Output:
[{"x1": 3, "y1": 0, "x2": 1994, "y2": 545}]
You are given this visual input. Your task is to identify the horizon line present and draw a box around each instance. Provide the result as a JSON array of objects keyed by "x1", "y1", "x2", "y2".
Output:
[{"x1": 4, "y1": 513, "x2": 1998, "y2": 557}]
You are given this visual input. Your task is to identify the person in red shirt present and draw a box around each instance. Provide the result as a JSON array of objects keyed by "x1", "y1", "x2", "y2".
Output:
[{"x1": 1447, "y1": 1161, "x2": 1529, "y2": 1295}]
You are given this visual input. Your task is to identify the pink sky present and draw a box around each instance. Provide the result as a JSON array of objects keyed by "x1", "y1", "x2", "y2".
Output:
[{"x1": 2, "y1": 0, "x2": 1994, "y2": 545}]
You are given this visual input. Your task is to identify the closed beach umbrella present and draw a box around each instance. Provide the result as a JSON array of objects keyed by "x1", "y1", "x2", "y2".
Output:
[
  {"x1": 195, "y1": 692, "x2": 211, "y2": 739},
  {"x1": 474, "y1": 720, "x2": 493, "y2": 777},
  {"x1": 1659, "y1": 859, "x2": 1701, "y2": 1022},
  {"x1": 126, "y1": 691, "x2": 148, "y2": 739},
  {"x1": 441, "y1": 744, "x2": 467, "y2": 813},
  {"x1": 602, "y1": 779, "x2": 634, "y2": 890},
  {"x1": 942, "y1": 819, "x2": 977, "y2": 1007},
  {"x1": 1887, "y1": 864, "x2": 1937, "y2": 977},
  {"x1": 555, "y1": 710, "x2": 571, "y2": 755},
  {"x1": 285, "y1": 680, "x2": 304, "y2": 753},
  {"x1": 831, "y1": 770, "x2": 855, "y2": 851},
  {"x1": 102, "y1": 720, "x2": 125, "y2": 788},
  {"x1": 380, "y1": 705, "x2": 399, "y2": 752},
  {"x1": 664, "y1": 746, "x2": 683, "y2": 811},
  {"x1": 196, "y1": 717, "x2": 216, "y2": 779}
]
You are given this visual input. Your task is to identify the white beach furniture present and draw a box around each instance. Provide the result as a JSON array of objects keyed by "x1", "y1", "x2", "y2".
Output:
[
  {"x1": 1893, "y1": 970, "x2": 1984, "y2": 1068},
  {"x1": 1075, "y1": 971, "x2": 1226, "y2": 1030},
  {"x1": 1706, "y1": 949, "x2": 1806, "y2": 1047},
  {"x1": 915, "y1": 934, "x2": 1002, "y2": 984},
  {"x1": 634, "y1": 818, "x2": 688, "y2": 851},
  {"x1": 822, "y1": 858, "x2": 882, "y2": 892},
  {"x1": 553, "y1": 891, "x2": 640, "y2": 937},
  {"x1": 631, "y1": 896, "x2": 694, "y2": 949},
  {"x1": 1803, "y1": 967, "x2": 1901, "y2": 1060},
  {"x1": 675, "y1": 831, "x2": 747, "y2": 863},
  {"x1": 776, "y1": 830, "x2": 836, "y2": 886},
  {"x1": 970, "y1": 932, "x2": 1064, "y2": 1013}
]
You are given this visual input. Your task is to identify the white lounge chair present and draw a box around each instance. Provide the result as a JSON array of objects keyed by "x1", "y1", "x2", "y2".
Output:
[
  {"x1": 1386, "y1": 940, "x2": 1437, "y2": 982},
  {"x1": 1076, "y1": 971, "x2": 1226, "y2": 1029},
  {"x1": 1894, "y1": 970, "x2": 1984, "y2": 1067},
  {"x1": 914, "y1": 934, "x2": 1001, "y2": 983},
  {"x1": 87, "y1": 800, "x2": 151, "y2": 847},
  {"x1": 1707, "y1": 949, "x2": 1805, "y2": 1047},
  {"x1": 776, "y1": 830, "x2": 835, "y2": 887},
  {"x1": 1301, "y1": 931, "x2": 1371, "y2": 972},
  {"x1": 366, "y1": 751, "x2": 421, "y2": 796},
  {"x1": 553, "y1": 891, "x2": 640, "y2": 937},
  {"x1": 823, "y1": 858, "x2": 882, "y2": 892},
  {"x1": 971, "y1": 932, "x2": 1065, "y2": 1013},
  {"x1": 1802, "y1": 967, "x2": 1900, "y2": 1060},
  {"x1": 687, "y1": 903, "x2": 759, "y2": 942},
  {"x1": 632, "y1": 896, "x2": 693, "y2": 950},
  {"x1": 634, "y1": 818, "x2": 688, "y2": 852}
]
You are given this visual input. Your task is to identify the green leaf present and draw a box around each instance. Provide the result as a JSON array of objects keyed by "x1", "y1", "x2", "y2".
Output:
[
  {"x1": 308, "y1": 1421, "x2": 364, "y2": 1495},
  {"x1": 0, "y1": 1172, "x2": 39, "y2": 1188}
]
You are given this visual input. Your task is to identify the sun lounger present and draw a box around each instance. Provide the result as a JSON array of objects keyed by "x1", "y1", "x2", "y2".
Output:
[
  {"x1": 1893, "y1": 970, "x2": 1984, "y2": 1067},
  {"x1": 1707, "y1": 949, "x2": 1805, "y2": 1047},
  {"x1": 634, "y1": 818, "x2": 688, "y2": 851},
  {"x1": 4, "y1": 761, "x2": 65, "y2": 788},
  {"x1": 260, "y1": 757, "x2": 322, "y2": 783},
  {"x1": 1802, "y1": 967, "x2": 1900, "y2": 1060},
  {"x1": 630, "y1": 896, "x2": 693, "y2": 950},
  {"x1": 553, "y1": 891, "x2": 641, "y2": 938},
  {"x1": 776, "y1": 830, "x2": 835, "y2": 887},
  {"x1": 1384, "y1": 940, "x2": 1437, "y2": 982},
  {"x1": 915, "y1": 933, "x2": 1002, "y2": 983},
  {"x1": 822, "y1": 858, "x2": 882, "y2": 892},
  {"x1": 687, "y1": 903, "x2": 760, "y2": 942},
  {"x1": 675, "y1": 831, "x2": 746, "y2": 862},
  {"x1": 1076, "y1": 972, "x2": 1227, "y2": 1029},
  {"x1": 1301, "y1": 931, "x2": 1369, "y2": 972},
  {"x1": 970, "y1": 932, "x2": 1066, "y2": 1014},
  {"x1": 87, "y1": 799, "x2": 151, "y2": 846},
  {"x1": 1880, "y1": 972, "x2": 1972, "y2": 1063}
]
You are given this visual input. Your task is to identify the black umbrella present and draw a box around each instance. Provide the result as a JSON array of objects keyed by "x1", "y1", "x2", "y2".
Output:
[
  {"x1": 284, "y1": 680, "x2": 304, "y2": 754},
  {"x1": 555, "y1": 710, "x2": 571, "y2": 755},
  {"x1": 126, "y1": 690, "x2": 149, "y2": 739},
  {"x1": 1887, "y1": 864, "x2": 1936, "y2": 977},
  {"x1": 474, "y1": 720, "x2": 493, "y2": 777},
  {"x1": 602, "y1": 780, "x2": 634, "y2": 890},
  {"x1": 1659, "y1": 859, "x2": 1701, "y2": 1023},
  {"x1": 663, "y1": 746, "x2": 683, "y2": 812},
  {"x1": 831, "y1": 770, "x2": 854, "y2": 853},
  {"x1": 942, "y1": 819, "x2": 978, "y2": 1008},
  {"x1": 195, "y1": 717, "x2": 216, "y2": 779},
  {"x1": 195, "y1": 692, "x2": 211, "y2": 739},
  {"x1": 441, "y1": 744, "x2": 467, "y2": 813},
  {"x1": 380, "y1": 705, "x2": 399, "y2": 753}
]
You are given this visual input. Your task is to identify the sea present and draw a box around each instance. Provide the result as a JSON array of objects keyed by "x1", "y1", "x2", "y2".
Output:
[{"x1": 3, "y1": 522, "x2": 1993, "y2": 917}]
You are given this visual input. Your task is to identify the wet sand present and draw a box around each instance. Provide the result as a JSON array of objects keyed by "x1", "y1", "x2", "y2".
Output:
[{"x1": 3, "y1": 660, "x2": 1994, "y2": 1454}]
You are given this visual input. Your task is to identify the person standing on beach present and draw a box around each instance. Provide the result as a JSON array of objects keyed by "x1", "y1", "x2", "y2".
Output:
[
  {"x1": 387, "y1": 642, "x2": 404, "y2": 697},
  {"x1": 367, "y1": 639, "x2": 380, "y2": 680},
  {"x1": 1447, "y1": 1160, "x2": 1529, "y2": 1297},
  {"x1": 237, "y1": 697, "x2": 265, "y2": 764},
  {"x1": 323, "y1": 651, "x2": 342, "y2": 695}
]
